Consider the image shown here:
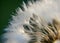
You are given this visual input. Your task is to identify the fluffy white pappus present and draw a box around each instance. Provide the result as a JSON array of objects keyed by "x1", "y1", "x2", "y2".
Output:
[{"x1": 2, "y1": 0, "x2": 60, "y2": 43}]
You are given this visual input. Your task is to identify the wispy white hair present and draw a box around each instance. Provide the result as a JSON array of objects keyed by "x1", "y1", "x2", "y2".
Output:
[{"x1": 1, "y1": 0, "x2": 60, "y2": 43}]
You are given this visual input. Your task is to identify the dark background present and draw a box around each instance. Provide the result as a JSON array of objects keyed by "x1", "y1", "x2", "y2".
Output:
[{"x1": 0, "y1": 0, "x2": 30, "y2": 36}]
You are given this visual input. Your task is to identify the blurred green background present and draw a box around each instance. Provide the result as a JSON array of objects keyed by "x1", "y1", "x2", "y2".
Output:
[{"x1": 0, "y1": 0, "x2": 29, "y2": 36}]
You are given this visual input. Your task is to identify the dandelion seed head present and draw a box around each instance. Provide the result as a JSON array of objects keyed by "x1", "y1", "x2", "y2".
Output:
[{"x1": 1, "y1": 0, "x2": 60, "y2": 43}]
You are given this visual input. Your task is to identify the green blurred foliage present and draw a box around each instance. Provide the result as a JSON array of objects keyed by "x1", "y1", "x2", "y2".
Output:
[{"x1": 0, "y1": 0, "x2": 29, "y2": 35}]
